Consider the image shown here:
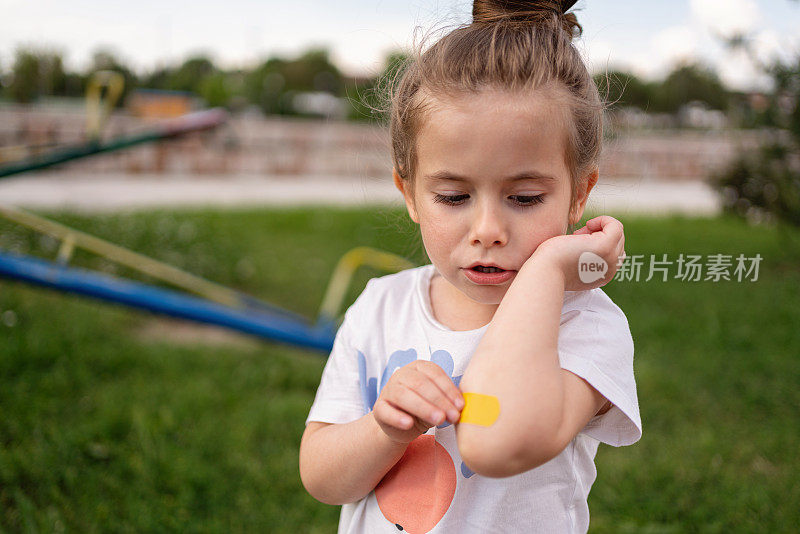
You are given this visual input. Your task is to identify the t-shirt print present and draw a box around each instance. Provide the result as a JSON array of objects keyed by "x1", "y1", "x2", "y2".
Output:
[{"x1": 358, "y1": 347, "x2": 473, "y2": 533}]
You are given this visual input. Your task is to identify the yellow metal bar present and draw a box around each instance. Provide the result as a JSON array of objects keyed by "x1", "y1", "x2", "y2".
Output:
[
  {"x1": 318, "y1": 246, "x2": 415, "y2": 322},
  {"x1": 56, "y1": 234, "x2": 76, "y2": 264},
  {"x1": 86, "y1": 71, "x2": 125, "y2": 140},
  {"x1": 0, "y1": 205, "x2": 242, "y2": 308}
]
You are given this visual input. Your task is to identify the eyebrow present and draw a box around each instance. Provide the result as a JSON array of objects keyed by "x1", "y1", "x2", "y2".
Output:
[{"x1": 424, "y1": 170, "x2": 559, "y2": 183}]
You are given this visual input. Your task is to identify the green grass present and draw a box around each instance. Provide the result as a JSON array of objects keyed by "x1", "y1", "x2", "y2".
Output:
[{"x1": 1, "y1": 208, "x2": 798, "y2": 532}]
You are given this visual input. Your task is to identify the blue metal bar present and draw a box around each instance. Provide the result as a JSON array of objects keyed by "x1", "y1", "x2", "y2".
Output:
[{"x1": 0, "y1": 249, "x2": 336, "y2": 353}]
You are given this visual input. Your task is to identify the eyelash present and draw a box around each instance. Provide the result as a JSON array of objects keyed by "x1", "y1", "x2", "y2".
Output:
[{"x1": 433, "y1": 194, "x2": 545, "y2": 207}]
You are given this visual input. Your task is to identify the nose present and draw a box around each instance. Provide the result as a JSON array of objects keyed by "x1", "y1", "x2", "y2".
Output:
[{"x1": 468, "y1": 199, "x2": 508, "y2": 248}]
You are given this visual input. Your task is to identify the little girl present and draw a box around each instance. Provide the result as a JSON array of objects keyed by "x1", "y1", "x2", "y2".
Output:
[{"x1": 300, "y1": 1, "x2": 642, "y2": 532}]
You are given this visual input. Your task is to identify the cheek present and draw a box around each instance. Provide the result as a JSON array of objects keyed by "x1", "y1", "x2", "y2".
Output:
[
  {"x1": 418, "y1": 212, "x2": 461, "y2": 255},
  {"x1": 518, "y1": 207, "x2": 571, "y2": 248}
]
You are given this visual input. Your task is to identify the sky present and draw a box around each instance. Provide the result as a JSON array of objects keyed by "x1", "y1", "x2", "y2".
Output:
[{"x1": 1, "y1": 0, "x2": 798, "y2": 91}]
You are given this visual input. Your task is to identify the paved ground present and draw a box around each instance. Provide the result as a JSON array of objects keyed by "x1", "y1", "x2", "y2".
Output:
[{"x1": 0, "y1": 172, "x2": 721, "y2": 215}]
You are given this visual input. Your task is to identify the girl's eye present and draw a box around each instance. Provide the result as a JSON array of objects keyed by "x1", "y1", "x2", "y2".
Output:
[
  {"x1": 433, "y1": 193, "x2": 469, "y2": 205},
  {"x1": 510, "y1": 194, "x2": 545, "y2": 206},
  {"x1": 432, "y1": 193, "x2": 545, "y2": 206}
]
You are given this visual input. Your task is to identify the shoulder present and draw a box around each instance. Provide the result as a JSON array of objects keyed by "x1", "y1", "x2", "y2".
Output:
[
  {"x1": 335, "y1": 265, "x2": 427, "y2": 350},
  {"x1": 562, "y1": 287, "x2": 631, "y2": 333},
  {"x1": 558, "y1": 287, "x2": 634, "y2": 361},
  {"x1": 343, "y1": 264, "x2": 427, "y2": 319},
  {"x1": 365, "y1": 264, "x2": 427, "y2": 291}
]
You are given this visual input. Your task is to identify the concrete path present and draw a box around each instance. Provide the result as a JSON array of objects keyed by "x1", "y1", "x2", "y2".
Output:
[{"x1": 0, "y1": 173, "x2": 721, "y2": 216}]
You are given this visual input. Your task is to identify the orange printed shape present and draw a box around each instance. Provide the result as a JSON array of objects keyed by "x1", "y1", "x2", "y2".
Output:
[{"x1": 375, "y1": 434, "x2": 456, "y2": 533}]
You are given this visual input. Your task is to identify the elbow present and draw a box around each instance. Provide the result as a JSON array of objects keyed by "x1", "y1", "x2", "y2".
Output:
[
  {"x1": 300, "y1": 462, "x2": 348, "y2": 506},
  {"x1": 457, "y1": 425, "x2": 563, "y2": 478},
  {"x1": 299, "y1": 451, "x2": 326, "y2": 504},
  {"x1": 299, "y1": 445, "x2": 367, "y2": 506},
  {"x1": 299, "y1": 440, "x2": 345, "y2": 505},
  {"x1": 302, "y1": 486, "x2": 346, "y2": 507}
]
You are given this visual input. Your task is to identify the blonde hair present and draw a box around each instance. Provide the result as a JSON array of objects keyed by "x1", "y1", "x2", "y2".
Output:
[{"x1": 389, "y1": 0, "x2": 604, "y2": 222}]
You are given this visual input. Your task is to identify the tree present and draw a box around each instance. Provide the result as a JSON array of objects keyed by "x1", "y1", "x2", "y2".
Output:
[
  {"x1": 346, "y1": 50, "x2": 409, "y2": 123},
  {"x1": 243, "y1": 48, "x2": 343, "y2": 116},
  {"x1": 281, "y1": 48, "x2": 342, "y2": 94},
  {"x1": 8, "y1": 49, "x2": 41, "y2": 103},
  {"x1": 6, "y1": 48, "x2": 67, "y2": 103},
  {"x1": 652, "y1": 62, "x2": 730, "y2": 113},
  {"x1": 199, "y1": 72, "x2": 230, "y2": 108},
  {"x1": 593, "y1": 70, "x2": 656, "y2": 111},
  {"x1": 168, "y1": 56, "x2": 217, "y2": 93},
  {"x1": 711, "y1": 12, "x2": 800, "y2": 228},
  {"x1": 244, "y1": 58, "x2": 288, "y2": 115}
]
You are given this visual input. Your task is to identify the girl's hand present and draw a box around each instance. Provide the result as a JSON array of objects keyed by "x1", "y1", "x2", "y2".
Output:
[
  {"x1": 372, "y1": 360, "x2": 465, "y2": 444},
  {"x1": 526, "y1": 215, "x2": 626, "y2": 291}
]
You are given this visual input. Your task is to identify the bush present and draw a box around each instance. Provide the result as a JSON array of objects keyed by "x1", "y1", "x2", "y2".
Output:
[
  {"x1": 713, "y1": 139, "x2": 800, "y2": 226},
  {"x1": 713, "y1": 47, "x2": 799, "y2": 227}
]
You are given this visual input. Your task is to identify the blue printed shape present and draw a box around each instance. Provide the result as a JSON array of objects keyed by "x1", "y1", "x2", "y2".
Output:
[
  {"x1": 461, "y1": 462, "x2": 476, "y2": 478},
  {"x1": 430, "y1": 349, "x2": 463, "y2": 430},
  {"x1": 357, "y1": 350, "x2": 379, "y2": 415},
  {"x1": 358, "y1": 349, "x2": 417, "y2": 413},
  {"x1": 379, "y1": 349, "x2": 418, "y2": 396},
  {"x1": 357, "y1": 348, "x2": 464, "y2": 415}
]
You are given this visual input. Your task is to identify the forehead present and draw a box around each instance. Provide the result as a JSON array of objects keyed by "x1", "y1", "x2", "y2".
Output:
[{"x1": 415, "y1": 87, "x2": 571, "y2": 186}]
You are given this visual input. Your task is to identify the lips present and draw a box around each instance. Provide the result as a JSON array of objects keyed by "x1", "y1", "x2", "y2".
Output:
[
  {"x1": 462, "y1": 262, "x2": 516, "y2": 285},
  {"x1": 466, "y1": 262, "x2": 507, "y2": 271},
  {"x1": 472, "y1": 266, "x2": 504, "y2": 273}
]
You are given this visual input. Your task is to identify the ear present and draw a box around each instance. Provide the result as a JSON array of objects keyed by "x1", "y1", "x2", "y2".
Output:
[
  {"x1": 569, "y1": 167, "x2": 599, "y2": 226},
  {"x1": 393, "y1": 168, "x2": 419, "y2": 224}
]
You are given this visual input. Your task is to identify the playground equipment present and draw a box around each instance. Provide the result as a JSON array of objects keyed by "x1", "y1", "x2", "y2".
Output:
[
  {"x1": 0, "y1": 206, "x2": 413, "y2": 352},
  {"x1": 0, "y1": 206, "x2": 414, "y2": 352},
  {"x1": 0, "y1": 73, "x2": 414, "y2": 353},
  {"x1": 0, "y1": 71, "x2": 227, "y2": 178}
]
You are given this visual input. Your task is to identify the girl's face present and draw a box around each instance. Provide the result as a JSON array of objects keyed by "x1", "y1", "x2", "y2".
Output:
[{"x1": 395, "y1": 88, "x2": 595, "y2": 318}]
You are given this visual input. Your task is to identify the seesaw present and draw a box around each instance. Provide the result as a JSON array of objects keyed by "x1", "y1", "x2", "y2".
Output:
[{"x1": 0, "y1": 205, "x2": 414, "y2": 353}]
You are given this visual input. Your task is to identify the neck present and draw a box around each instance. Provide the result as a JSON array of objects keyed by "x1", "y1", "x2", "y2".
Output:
[{"x1": 430, "y1": 271, "x2": 498, "y2": 331}]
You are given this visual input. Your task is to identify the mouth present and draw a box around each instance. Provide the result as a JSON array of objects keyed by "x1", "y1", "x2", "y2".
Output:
[
  {"x1": 462, "y1": 264, "x2": 515, "y2": 285},
  {"x1": 470, "y1": 265, "x2": 505, "y2": 273},
  {"x1": 466, "y1": 262, "x2": 508, "y2": 271}
]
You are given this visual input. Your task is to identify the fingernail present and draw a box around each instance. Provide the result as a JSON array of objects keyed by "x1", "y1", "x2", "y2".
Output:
[
  {"x1": 455, "y1": 397, "x2": 465, "y2": 410},
  {"x1": 448, "y1": 409, "x2": 460, "y2": 422},
  {"x1": 431, "y1": 411, "x2": 444, "y2": 423}
]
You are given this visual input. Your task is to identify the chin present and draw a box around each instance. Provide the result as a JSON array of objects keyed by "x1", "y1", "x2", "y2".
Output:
[{"x1": 464, "y1": 286, "x2": 507, "y2": 306}]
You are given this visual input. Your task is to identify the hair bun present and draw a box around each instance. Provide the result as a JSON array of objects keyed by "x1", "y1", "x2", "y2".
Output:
[{"x1": 472, "y1": 0, "x2": 582, "y2": 38}]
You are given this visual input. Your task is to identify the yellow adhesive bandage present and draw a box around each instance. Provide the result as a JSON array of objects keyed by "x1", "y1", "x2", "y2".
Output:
[{"x1": 458, "y1": 392, "x2": 500, "y2": 427}]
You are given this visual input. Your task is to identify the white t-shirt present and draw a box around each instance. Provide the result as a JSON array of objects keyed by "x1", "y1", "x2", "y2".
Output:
[{"x1": 306, "y1": 264, "x2": 642, "y2": 533}]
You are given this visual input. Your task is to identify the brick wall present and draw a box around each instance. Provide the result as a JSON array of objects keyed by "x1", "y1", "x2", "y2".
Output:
[{"x1": 0, "y1": 103, "x2": 768, "y2": 181}]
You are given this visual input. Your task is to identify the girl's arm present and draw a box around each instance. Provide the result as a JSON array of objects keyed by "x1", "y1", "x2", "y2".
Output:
[
  {"x1": 301, "y1": 360, "x2": 462, "y2": 504},
  {"x1": 456, "y1": 217, "x2": 624, "y2": 478},
  {"x1": 299, "y1": 414, "x2": 408, "y2": 505}
]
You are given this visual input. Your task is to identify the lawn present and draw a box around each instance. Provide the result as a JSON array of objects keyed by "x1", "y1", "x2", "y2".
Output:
[{"x1": 1, "y1": 207, "x2": 798, "y2": 532}]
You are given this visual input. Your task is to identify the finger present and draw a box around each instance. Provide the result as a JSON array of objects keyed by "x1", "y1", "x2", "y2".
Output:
[
  {"x1": 383, "y1": 381, "x2": 448, "y2": 427},
  {"x1": 588, "y1": 217, "x2": 624, "y2": 249},
  {"x1": 572, "y1": 225, "x2": 591, "y2": 235},
  {"x1": 587, "y1": 215, "x2": 621, "y2": 235},
  {"x1": 585, "y1": 216, "x2": 605, "y2": 231},
  {"x1": 416, "y1": 361, "x2": 464, "y2": 406},
  {"x1": 374, "y1": 398, "x2": 414, "y2": 429},
  {"x1": 415, "y1": 362, "x2": 465, "y2": 419},
  {"x1": 580, "y1": 217, "x2": 608, "y2": 236}
]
